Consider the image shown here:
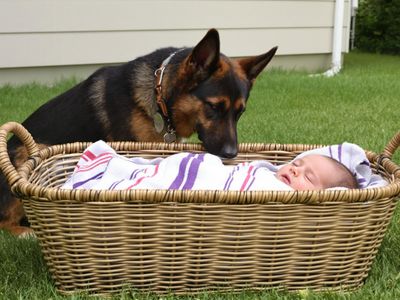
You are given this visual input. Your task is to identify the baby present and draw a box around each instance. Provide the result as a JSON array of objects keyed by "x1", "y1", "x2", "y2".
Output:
[
  {"x1": 62, "y1": 141, "x2": 377, "y2": 192},
  {"x1": 277, "y1": 154, "x2": 358, "y2": 190}
]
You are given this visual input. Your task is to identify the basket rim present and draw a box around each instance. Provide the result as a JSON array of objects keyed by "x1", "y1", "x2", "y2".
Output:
[{"x1": 12, "y1": 141, "x2": 400, "y2": 205}]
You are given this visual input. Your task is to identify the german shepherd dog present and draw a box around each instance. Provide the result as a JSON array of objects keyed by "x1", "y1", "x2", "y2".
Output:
[{"x1": 0, "y1": 29, "x2": 278, "y2": 235}]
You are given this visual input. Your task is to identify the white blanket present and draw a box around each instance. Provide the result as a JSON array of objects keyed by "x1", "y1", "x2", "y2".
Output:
[
  {"x1": 62, "y1": 141, "x2": 388, "y2": 191},
  {"x1": 62, "y1": 141, "x2": 292, "y2": 191}
]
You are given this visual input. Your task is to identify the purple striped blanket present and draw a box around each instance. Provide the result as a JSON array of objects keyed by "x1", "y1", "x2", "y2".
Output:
[
  {"x1": 62, "y1": 141, "x2": 292, "y2": 191},
  {"x1": 62, "y1": 141, "x2": 387, "y2": 191}
]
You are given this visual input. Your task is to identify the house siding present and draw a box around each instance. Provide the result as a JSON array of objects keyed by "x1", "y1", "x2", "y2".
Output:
[{"x1": 0, "y1": 0, "x2": 351, "y2": 84}]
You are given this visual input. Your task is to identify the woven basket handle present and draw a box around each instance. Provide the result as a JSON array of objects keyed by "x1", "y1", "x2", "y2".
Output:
[
  {"x1": 382, "y1": 131, "x2": 400, "y2": 159},
  {"x1": 0, "y1": 122, "x2": 39, "y2": 186}
]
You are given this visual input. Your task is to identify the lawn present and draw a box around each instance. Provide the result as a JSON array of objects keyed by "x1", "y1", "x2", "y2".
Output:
[{"x1": 0, "y1": 51, "x2": 399, "y2": 299}]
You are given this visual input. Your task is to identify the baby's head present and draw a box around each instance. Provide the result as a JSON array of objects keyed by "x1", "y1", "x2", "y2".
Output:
[{"x1": 276, "y1": 154, "x2": 358, "y2": 190}]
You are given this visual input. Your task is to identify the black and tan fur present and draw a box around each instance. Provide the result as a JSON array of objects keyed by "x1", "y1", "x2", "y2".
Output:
[{"x1": 0, "y1": 29, "x2": 278, "y2": 235}]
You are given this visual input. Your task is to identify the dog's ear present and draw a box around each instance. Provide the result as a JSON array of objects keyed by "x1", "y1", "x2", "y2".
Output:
[
  {"x1": 237, "y1": 46, "x2": 278, "y2": 83},
  {"x1": 188, "y1": 28, "x2": 220, "y2": 74}
]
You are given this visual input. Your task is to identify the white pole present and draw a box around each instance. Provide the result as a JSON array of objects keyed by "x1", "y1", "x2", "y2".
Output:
[{"x1": 322, "y1": 0, "x2": 345, "y2": 77}]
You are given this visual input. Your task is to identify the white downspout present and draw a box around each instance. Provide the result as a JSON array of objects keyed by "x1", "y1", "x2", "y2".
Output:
[{"x1": 322, "y1": 0, "x2": 345, "y2": 77}]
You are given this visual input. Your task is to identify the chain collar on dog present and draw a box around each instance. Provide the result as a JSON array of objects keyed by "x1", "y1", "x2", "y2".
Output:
[{"x1": 154, "y1": 48, "x2": 184, "y2": 143}]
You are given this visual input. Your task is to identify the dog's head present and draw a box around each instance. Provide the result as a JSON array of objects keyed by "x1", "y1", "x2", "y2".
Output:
[{"x1": 169, "y1": 29, "x2": 277, "y2": 158}]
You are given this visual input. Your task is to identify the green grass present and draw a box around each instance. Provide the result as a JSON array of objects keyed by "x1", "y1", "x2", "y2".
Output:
[
  {"x1": 1, "y1": 51, "x2": 400, "y2": 299},
  {"x1": 240, "y1": 52, "x2": 400, "y2": 153}
]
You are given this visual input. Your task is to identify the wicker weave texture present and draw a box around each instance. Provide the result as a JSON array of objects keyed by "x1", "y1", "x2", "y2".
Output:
[
  {"x1": 0, "y1": 122, "x2": 399, "y2": 295},
  {"x1": 24, "y1": 198, "x2": 396, "y2": 294}
]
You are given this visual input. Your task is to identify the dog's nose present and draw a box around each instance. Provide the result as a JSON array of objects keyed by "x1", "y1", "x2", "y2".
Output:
[{"x1": 220, "y1": 145, "x2": 238, "y2": 158}]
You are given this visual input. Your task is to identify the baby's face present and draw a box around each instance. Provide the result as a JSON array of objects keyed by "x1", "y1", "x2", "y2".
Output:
[{"x1": 276, "y1": 155, "x2": 341, "y2": 190}]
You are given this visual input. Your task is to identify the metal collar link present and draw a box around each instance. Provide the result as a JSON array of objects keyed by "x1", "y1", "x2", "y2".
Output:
[{"x1": 154, "y1": 48, "x2": 184, "y2": 143}]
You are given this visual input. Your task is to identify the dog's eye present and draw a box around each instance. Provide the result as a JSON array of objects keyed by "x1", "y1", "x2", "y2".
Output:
[{"x1": 206, "y1": 102, "x2": 220, "y2": 111}]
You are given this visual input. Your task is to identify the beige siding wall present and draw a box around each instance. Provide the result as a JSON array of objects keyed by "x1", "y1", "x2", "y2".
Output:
[{"x1": 0, "y1": 0, "x2": 351, "y2": 84}]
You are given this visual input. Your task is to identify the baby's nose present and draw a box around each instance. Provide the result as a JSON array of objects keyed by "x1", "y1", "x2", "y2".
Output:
[{"x1": 291, "y1": 166, "x2": 299, "y2": 176}]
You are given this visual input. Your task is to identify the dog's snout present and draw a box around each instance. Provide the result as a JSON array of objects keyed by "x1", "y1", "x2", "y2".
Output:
[{"x1": 220, "y1": 144, "x2": 238, "y2": 159}]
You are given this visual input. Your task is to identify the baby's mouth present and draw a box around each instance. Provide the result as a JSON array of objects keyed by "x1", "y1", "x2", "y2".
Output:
[{"x1": 280, "y1": 174, "x2": 291, "y2": 185}]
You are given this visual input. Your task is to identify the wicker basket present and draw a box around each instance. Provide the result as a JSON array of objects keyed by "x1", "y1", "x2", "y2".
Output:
[{"x1": 1, "y1": 122, "x2": 399, "y2": 295}]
